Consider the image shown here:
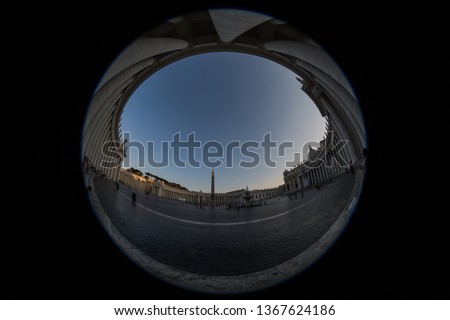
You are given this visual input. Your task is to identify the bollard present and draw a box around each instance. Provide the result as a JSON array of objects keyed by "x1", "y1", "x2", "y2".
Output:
[{"x1": 132, "y1": 192, "x2": 136, "y2": 202}]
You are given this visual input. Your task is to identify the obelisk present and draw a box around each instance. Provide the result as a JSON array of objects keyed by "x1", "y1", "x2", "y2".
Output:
[{"x1": 211, "y1": 167, "x2": 215, "y2": 205}]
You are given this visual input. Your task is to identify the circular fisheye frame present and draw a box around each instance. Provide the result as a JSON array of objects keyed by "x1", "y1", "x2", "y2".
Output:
[{"x1": 81, "y1": 9, "x2": 367, "y2": 294}]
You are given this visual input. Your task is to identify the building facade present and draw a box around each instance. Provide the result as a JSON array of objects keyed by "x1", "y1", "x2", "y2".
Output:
[
  {"x1": 118, "y1": 169, "x2": 155, "y2": 193},
  {"x1": 283, "y1": 121, "x2": 354, "y2": 194}
]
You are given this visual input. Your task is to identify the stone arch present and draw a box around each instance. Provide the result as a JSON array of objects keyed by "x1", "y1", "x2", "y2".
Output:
[
  {"x1": 82, "y1": 8, "x2": 367, "y2": 294},
  {"x1": 82, "y1": 9, "x2": 366, "y2": 179}
]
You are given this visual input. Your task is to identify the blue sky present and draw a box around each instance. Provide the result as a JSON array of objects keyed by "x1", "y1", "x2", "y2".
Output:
[{"x1": 121, "y1": 52, "x2": 326, "y2": 192}]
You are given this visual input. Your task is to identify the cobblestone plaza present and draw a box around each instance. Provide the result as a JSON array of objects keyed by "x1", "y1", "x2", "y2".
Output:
[{"x1": 89, "y1": 171, "x2": 358, "y2": 293}]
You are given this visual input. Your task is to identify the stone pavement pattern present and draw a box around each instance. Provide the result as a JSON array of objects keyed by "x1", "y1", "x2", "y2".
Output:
[{"x1": 93, "y1": 174, "x2": 355, "y2": 276}]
